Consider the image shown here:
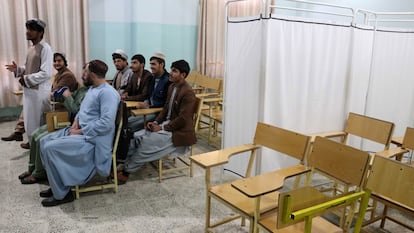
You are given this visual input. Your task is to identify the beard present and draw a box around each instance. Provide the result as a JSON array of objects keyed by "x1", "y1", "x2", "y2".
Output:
[{"x1": 83, "y1": 76, "x2": 93, "y2": 86}]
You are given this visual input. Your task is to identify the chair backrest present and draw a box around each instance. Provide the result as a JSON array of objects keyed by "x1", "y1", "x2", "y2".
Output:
[
  {"x1": 344, "y1": 112, "x2": 394, "y2": 148},
  {"x1": 186, "y1": 71, "x2": 200, "y2": 85},
  {"x1": 45, "y1": 111, "x2": 70, "y2": 132},
  {"x1": 309, "y1": 136, "x2": 370, "y2": 186},
  {"x1": 253, "y1": 122, "x2": 310, "y2": 162},
  {"x1": 196, "y1": 75, "x2": 222, "y2": 93},
  {"x1": 366, "y1": 156, "x2": 414, "y2": 210},
  {"x1": 402, "y1": 127, "x2": 414, "y2": 150}
]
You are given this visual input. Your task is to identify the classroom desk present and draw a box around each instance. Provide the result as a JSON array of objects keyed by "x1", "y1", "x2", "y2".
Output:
[
  {"x1": 124, "y1": 101, "x2": 141, "y2": 108},
  {"x1": 130, "y1": 107, "x2": 163, "y2": 125},
  {"x1": 391, "y1": 136, "x2": 404, "y2": 147},
  {"x1": 13, "y1": 90, "x2": 23, "y2": 96}
]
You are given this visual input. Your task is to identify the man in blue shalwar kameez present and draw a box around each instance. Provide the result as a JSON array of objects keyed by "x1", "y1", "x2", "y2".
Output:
[{"x1": 39, "y1": 60, "x2": 120, "y2": 207}]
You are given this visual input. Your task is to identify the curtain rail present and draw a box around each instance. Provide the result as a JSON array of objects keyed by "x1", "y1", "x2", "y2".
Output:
[{"x1": 270, "y1": 5, "x2": 354, "y2": 18}]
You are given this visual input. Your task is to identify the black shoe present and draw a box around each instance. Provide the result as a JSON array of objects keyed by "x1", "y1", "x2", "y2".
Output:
[
  {"x1": 39, "y1": 188, "x2": 53, "y2": 198},
  {"x1": 20, "y1": 142, "x2": 30, "y2": 149},
  {"x1": 1, "y1": 133, "x2": 23, "y2": 141},
  {"x1": 21, "y1": 175, "x2": 46, "y2": 185},
  {"x1": 18, "y1": 171, "x2": 31, "y2": 180},
  {"x1": 41, "y1": 191, "x2": 74, "y2": 207}
]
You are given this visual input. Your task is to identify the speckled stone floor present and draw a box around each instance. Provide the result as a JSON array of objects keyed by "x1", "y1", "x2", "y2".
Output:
[{"x1": 0, "y1": 120, "x2": 412, "y2": 233}]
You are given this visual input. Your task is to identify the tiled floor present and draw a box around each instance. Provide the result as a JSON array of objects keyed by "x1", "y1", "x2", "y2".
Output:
[{"x1": 0, "y1": 120, "x2": 412, "y2": 233}]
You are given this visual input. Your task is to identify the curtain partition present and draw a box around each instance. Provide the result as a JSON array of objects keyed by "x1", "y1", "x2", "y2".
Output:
[{"x1": 224, "y1": 15, "x2": 414, "y2": 175}]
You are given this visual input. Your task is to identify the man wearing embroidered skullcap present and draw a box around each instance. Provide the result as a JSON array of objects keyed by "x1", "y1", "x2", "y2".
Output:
[
  {"x1": 127, "y1": 51, "x2": 171, "y2": 133},
  {"x1": 112, "y1": 49, "x2": 133, "y2": 95},
  {"x1": 5, "y1": 18, "x2": 53, "y2": 150},
  {"x1": 118, "y1": 59, "x2": 196, "y2": 183}
]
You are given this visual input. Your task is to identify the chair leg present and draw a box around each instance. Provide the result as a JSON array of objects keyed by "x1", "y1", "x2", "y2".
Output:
[
  {"x1": 75, "y1": 185, "x2": 80, "y2": 199},
  {"x1": 380, "y1": 205, "x2": 388, "y2": 228},
  {"x1": 159, "y1": 159, "x2": 163, "y2": 183},
  {"x1": 190, "y1": 160, "x2": 194, "y2": 177}
]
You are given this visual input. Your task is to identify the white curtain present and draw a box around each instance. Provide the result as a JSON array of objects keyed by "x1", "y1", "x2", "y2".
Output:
[
  {"x1": 365, "y1": 29, "x2": 414, "y2": 136},
  {"x1": 223, "y1": 16, "x2": 263, "y2": 176},
  {"x1": 225, "y1": 15, "x2": 414, "y2": 174},
  {"x1": 0, "y1": 0, "x2": 89, "y2": 108}
]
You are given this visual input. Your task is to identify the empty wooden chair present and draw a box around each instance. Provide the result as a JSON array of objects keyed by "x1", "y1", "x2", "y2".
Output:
[
  {"x1": 74, "y1": 101, "x2": 124, "y2": 199},
  {"x1": 194, "y1": 75, "x2": 223, "y2": 134},
  {"x1": 186, "y1": 71, "x2": 202, "y2": 92},
  {"x1": 191, "y1": 122, "x2": 311, "y2": 233},
  {"x1": 362, "y1": 155, "x2": 414, "y2": 232},
  {"x1": 234, "y1": 136, "x2": 371, "y2": 233},
  {"x1": 310, "y1": 112, "x2": 394, "y2": 224},
  {"x1": 310, "y1": 112, "x2": 394, "y2": 152},
  {"x1": 376, "y1": 127, "x2": 414, "y2": 163}
]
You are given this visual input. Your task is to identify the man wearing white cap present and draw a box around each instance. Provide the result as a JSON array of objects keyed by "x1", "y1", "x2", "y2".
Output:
[
  {"x1": 128, "y1": 52, "x2": 171, "y2": 132},
  {"x1": 5, "y1": 18, "x2": 53, "y2": 149},
  {"x1": 112, "y1": 49, "x2": 133, "y2": 94}
]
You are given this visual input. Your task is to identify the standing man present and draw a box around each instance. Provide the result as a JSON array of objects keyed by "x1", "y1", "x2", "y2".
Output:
[
  {"x1": 112, "y1": 49, "x2": 132, "y2": 95},
  {"x1": 5, "y1": 18, "x2": 53, "y2": 149},
  {"x1": 121, "y1": 54, "x2": 152, "y2": 101},
  {"x1": 118, "y1": 60, "x2": 197, "y2": 183},
  {"x1": 128, "y1": 52, "x2": 171, "y2": 132},
  {"x1": 39, "y1": 60, "x2": 120, "y2": 207}
]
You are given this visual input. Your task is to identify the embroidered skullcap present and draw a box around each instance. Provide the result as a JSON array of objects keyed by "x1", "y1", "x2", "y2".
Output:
[
  {"x1": 150, "y1": 52, "x2": 166, "y2": 63},
  {"x1": 54, "y1": 52, "x2": 68, "y2": 67},
  {"x1": 25, "y1": 18, "x2": 46, "y2": 31},
  {"x1": 112, "y1": 49, "x2": 128, "y2": 61}
]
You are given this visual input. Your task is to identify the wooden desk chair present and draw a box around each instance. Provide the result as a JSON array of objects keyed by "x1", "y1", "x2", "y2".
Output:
[
  {"x1": 155, "y1": 97, "x2": 201, "y2": 182},
  {"x1": 310, "y1": 112, "x2": 394, "y2": 153},
  {"x1": 74, "y1": 101, "x2": 124, "y2": 199},
  {"x1": 45, "y1": 111, "x2": 71, "y2": 132},
  {"x1": 310, "y1": 112, "x2": 394, "y2": 224},
  {"x1": 199, "y1": 97, "x2": 223, "y2": 146},
  {"x1": 187, "y1": 71, "x2": 202, "y2": 93},
  {"x1": 362, "y1": 156, "x2": 414, "y2": 232},
  {"x1": 376, "y1": 127, "x2": 414, "y2": 164},
  {"x1": 194, "y1": 75, "x2": 223, "y2": 132},
  {"x1": 240, "y1": 136, "x2": 371, "y2": 233},
  {"x1": 130, "y1": 107, "x2": 163, "y2": 125},
  {"x1": 191, "y1": 122, "x2": 311, "y2": 233}
]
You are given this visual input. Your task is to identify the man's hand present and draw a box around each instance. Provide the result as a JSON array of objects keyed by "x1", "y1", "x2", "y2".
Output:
[
  {"x1": 121, "y1": 92, "x2": 128, "y2": 100},
  {"x1": 18, "y1": 77, "x2": 27, "y2": 87},
  {"x1": 147, "y1": 121, "x2": 161, "y2": 132},
  {"x1": 69, "y1": 119, "x2": 83, "y2": 135},
  {"x1": 5, "y1": 61, "x2": 17, "y2": 73},
  {"x1": 62, "y1": 89, "x2": 72, "y2": 98},
  {"x1": 137, "y1": 102, "x2": 150, "y2": 109}
]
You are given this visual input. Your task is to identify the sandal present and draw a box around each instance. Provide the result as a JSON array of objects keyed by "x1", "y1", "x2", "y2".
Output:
[{"x1": 18, "y1": 171, "x2": 31, "y2": 180}]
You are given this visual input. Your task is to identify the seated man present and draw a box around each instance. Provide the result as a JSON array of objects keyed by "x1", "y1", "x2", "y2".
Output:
[
  {"x1": 111, "y1": 49, "x2": 133, "y2": 94},
  {"x1": 39, "y1": 60, "x2": 120, "y2": 207},
  {"x1": 19, "y1": 57, "x2": 90, "y2": 184},
  {"x1": 127, "y1": 52, "x2": 171, "y2": 132},
  {"x1": 121, "y1": 54, "x2": 153, "y2": 101},
  {"x1": 118, "y1": 60, "x2": 196, "y2": 183}
]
